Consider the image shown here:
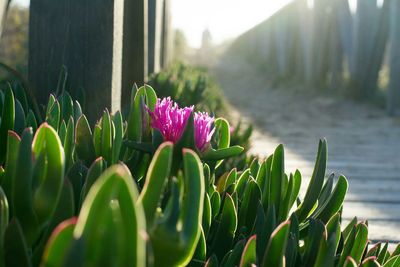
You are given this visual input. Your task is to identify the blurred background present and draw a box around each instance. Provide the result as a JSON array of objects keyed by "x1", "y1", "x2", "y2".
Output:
[{"x1": 1, "y1": 0, "x2": 400, "y2": 248}]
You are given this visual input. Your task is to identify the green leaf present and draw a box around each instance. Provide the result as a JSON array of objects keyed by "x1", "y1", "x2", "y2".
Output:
[
  {"x1": 59, "y1": 92, "x2": 74, "y2": 123},
  {"x1": 46, "y1": 100, "x2": 60, "y2": 131},
  {"x1": 12, "y1": 128, "x2": 39, "y2": 246},
  {"x1": 0, "y1": 87, "x2": 15, "y2": 165},
  {"x1": 13, "y1": 99, "x2": 25, "y2": 135},
  {"x1": 202, "y1": 146, "x2": 244, "y2": 161},
  {"x1": 343, "y1": 257, "x2": 358, "y2": 267},
  {"x1": 80, "y1": 157, "x2": 105, "y2": 205},
  {"x1": 127, "y1": 85, "x2": 157, "y2": 142},
  {"x1": 64, "y1": 117, "x2": 75, "y2": 171},
  {"x1": 100, "y1": 110, "x2": 112, "y2": 163},
  {"x1": 349, "y1": 223, "x2": 369, "y2": 264},
  {"x1": 269, "y1": 144, "x2": 284, "y2": 217},
  {"x1": 25, "y1": 110, "x2": 38, "y2": 132},
  {"x1": 1, "y1": 131, "x2": 20, "y2": 210},
  {"x1": 296, "y1": 139, "x2": 327, "y2": 222},
  {"x1": 112, "y1": 111, "x2": 123, "y2": 164},
  {"x1": 214, "y1": 118, "x2": 230, "y2": 149},
  {"x1": 239, "y1": 235, "x2": 257, "y2": 267},
  {"x1": 4, "y1": 218, "x2": 32, "y2": 267},
  {"x1": 75, "y1": 115, "x2": 96, "y2": 166},
  {"x1": 40, "y1": 217, "x2": 77, "y2": 267},
  {"x1": 383, "y1": 255, "x2": 400, "y2": 267},
  {"x1": 32, "y1": 123, "x2": 65, "y2": 225},
  {"x1": 238, "y1": 179, "x2": 261, "y2": 234},
  {"x1": 361, "y1": 257, "x2": 380, "y2": 267},
  {"x1": 261, "y1": 220, "x2": 291, "y2": 267},
  {"x1": 210, "y1": 194, "x2": 237, "y2": 260},
  {"x1": 74, "y1": 164, "x2": 146, "y2": 267},
  {"x1": 312, "y1": 175, "x2": 348, "y2": 223},
  {"x1": 0, "y1": 186, "x2": 8, "y2": 248},
  {"x1": 137, "y1": 142, "x2": 173, "y2": 226}
]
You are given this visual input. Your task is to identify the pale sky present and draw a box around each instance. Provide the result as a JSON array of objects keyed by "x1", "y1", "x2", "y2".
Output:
[{"x1": 14, "y1": 0, "x2": 360, "y2": 48}]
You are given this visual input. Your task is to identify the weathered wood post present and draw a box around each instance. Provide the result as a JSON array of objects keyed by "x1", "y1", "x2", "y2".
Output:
[
  {"x1": 148, "y1": 0, "x2": 162, "y2": 74},
  {"x1": 388, "y1": 0, "x2": 400, "y2": 115},
  {"x1": 0, "y1": 0, "x2": 10, "y2": 37},
  {"x1": 160, "y1": 0, "x2": 172, "y2": 68},
  {"x1": 121, "y1": 0, "x2": 148, "y2": 108},
  {"x1": 29, "y1": 0, "x2": 124, "y2": 122}
]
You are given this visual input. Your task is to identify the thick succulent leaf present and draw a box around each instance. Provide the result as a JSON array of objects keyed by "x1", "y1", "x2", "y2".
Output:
[
  {"x1": 296, "y1": 139, "x2": 327, "y2": 222},
  {"x1": 312, "y1": 175, "x2": 348, "y2": 222},
  {"x1": 343, "y1": 257, "x2": 358, "y2": 267},
  {"x1": 80, "y1": 157, "x2": 105, "y2": 205},
  {"x1": 1, "y1": 131, "x2": 20, "y2": 210},
  {"x1": 383, "y1": 255, "x2": 400, "y2": 267},
  {"x1": 203, "y1": 193, "x2": 212, "y2": 235},
  {"x1": 302, "y1": 219, "x2": 325, "y2": 266},
  {"x1": 180, "y1": 148, "x2": 206, "y2": 263},
  {"x1": 13, "y1": 99, "x2": 25, "y2": 135},
  {"x1": 112, "y1": 111, "x2": 123, "y2": 164},
  {"x1": 239, "y1": 235, "x2": 257, "y2": 267},
  {"x1": 205, "y1": 255, "x2": 219, "y2": 267},
  {"x1": 0, "y1": 186, "x2": 8, "y2": 247},
  {"x1": 269, "y1": 144, "x2": 284, "y2": 218},
  {"x1": 41, "y1": 217, "x2": 77, "y2": 267},
  {"x1": 100, "y1": 110, "x2": 112, "y2": 163},
  {"x1": 214, "y1": 118, "x2": 230, "y2": 149},
  {"x1": 31, "y1": 179, "x2": 75, "y2": 266},
  {"x1": 210, "y1": 194, "x2": 237, "y2": 260},
  {"x1": 261, "y1": 220, "x2": 291, "y2": 267},
  {"x1": 349, "y1": 223, "x2": 369, "y2": 264},
  {"x1": 64, "y1": 117, "x2": 75, "y2": 170},
  {"x1": 238, "y1": 179, "x2": 261, "y2": 234},
  {"x1": 4, "y1": 218, "x2": 31, "y2": 267},
  {"x1": 25, "y1": 110, "x2": 38, "y2": 132},
  {"x1": 74, "y1": 164, "x2": 146, "y2": 267},
  {"x1": 75, "y1": 115, "x2": 96, "y2": 166},
  {"x1": 127, "y1": 85, "x2": 157, "y2": 142},
  {"x1": 59, "y1": 92, "x2": 74, "y2": 123},
  {"x1": 46, "y1": 100, "x2": 60, "y2": 131},
  {"x1": 223, "y1": 239, "x2": 246, "y2": 267},
  {"x1": 202, "y1": 146, "x2": 244, "y2": 161},
  {"x1": 191, "y1": 228, "x2": 207, "y2": 266},
  {"x1": 12, "y1": 129, "x2": 39, "y2": 246},
  {"x1": 32, "y1": 123, "x2": 65, "y2": 225},
  {"x1": 0, "y1": 87, "x2": 15, "y2": 165},
  {"x1": 338, "y1": 225, "x2": 357, "y2": 267},
  {"x1": 361, "y1": 257, "x2": 380, "y2": 267},
  {"x1": 137, "y1": 142, "x2": 173, "y2": 226}
]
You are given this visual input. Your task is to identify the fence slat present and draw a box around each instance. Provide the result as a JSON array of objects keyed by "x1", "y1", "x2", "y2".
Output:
[
  {"x1": 388, "y1": 0, "x2": 400, "y2": 115},
  {"x1": 148, "y1": 0, "x2": 162, "y2": 74},
  {"x1": 29, "y1": 0, "x2": 124, "y2": 122},
  {"x1": 121, "y1": 0, "x2": 148, "y2": 108}
]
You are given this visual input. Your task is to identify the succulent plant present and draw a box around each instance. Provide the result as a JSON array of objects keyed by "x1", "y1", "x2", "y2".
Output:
[{"x1": 0, "y1": 79, "x2": 399, "y2": 267}]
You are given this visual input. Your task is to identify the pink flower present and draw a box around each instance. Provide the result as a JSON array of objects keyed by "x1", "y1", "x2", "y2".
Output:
[
  {"x1": 147, "y1": 97, "x2": 193, "y2": 143},
  {"x1": 194, "y1": 112, "x2": 215, "y2": 152}
]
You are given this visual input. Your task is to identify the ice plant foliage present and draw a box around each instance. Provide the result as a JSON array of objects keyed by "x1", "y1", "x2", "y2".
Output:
[
  {"x1": 147, "y1": 97, "x2": 193, "y2": 143},
  {"x1": 194, "y1": 111, "x2": 215, "y2": 152}
]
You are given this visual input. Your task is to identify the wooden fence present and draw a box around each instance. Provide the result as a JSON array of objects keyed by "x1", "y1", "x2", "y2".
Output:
[
  {"x1": 28, "y1": 0, "x2": 172, "y2": 122},
  {"x1": 226, "y1": 0, "x2": 400, "y2": 115}
]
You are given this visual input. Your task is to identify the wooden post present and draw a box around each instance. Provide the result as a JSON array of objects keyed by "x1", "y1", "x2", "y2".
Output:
[
  {"x1": 148, "y1": 0, "x2": 162, "y2": 74},
  {"x1": 0, "y1": 0, "x2": 10, "y2": 37},
  {"x1": 121, "y1": 0, "x2": 148, "y2": 108},
  {"x1": 160, "y1": 0, "x2": 172, "y2": 68},
  {"x1": 29, "y1": 0, "x2": 123, "y2": 122},
  {"x1": 388, "y1": 0, "x2": 400, "y2": 115}
]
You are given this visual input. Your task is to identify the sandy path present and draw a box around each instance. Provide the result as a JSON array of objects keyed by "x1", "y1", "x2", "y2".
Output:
[{"x1": 212, "y1": 58, "x2": 400, "y2": 245}]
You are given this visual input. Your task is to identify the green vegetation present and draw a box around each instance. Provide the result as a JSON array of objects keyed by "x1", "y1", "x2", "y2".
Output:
[{"x1": 0, "y1": 73, "x2": 399, "y2": 266}]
